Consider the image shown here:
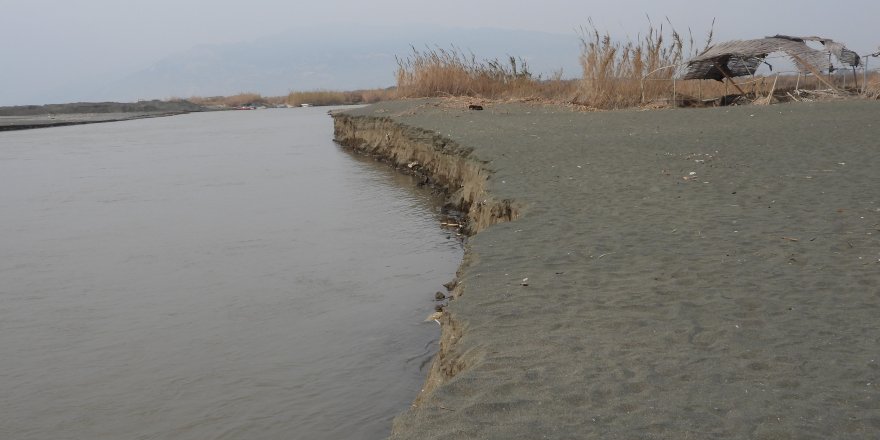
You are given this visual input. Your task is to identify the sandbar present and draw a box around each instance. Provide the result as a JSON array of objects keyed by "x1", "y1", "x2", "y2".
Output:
[{"x1": 337, "y1": 99, "x2": 880, "y2": 439}]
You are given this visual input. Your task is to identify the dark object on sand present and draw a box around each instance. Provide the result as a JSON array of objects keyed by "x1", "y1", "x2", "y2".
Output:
[
  {"x1": 435, "y1": 291, "x2": 447, "y2": 301},
  {"x1": 468, "y1": 105, "x2": 484, "y2": 111}
]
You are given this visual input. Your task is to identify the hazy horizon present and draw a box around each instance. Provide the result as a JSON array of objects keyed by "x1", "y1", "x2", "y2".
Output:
[{"x1": 2, "y1": 0, "x2": 879, "y2": 105}]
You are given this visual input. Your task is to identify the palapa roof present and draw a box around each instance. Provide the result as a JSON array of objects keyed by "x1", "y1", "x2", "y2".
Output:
[{"x1": 683, "y1": 35, "x2": 860, "y2": 81}]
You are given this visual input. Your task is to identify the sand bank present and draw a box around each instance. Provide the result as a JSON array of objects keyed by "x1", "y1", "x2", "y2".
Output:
[
  {"x1": 0, "y1": 112, "x2": 185, "y2": 131},
  {"x1": 0, "y1": 101, "x2": 204, "y2": 131},
  {"x1": 335, "y1": 99, "x2": 880, "y2": 439}
]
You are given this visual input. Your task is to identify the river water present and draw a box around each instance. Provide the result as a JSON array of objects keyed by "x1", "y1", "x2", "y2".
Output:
[{"x1": 0, "y1": 108, "x2": 462, "y2": 439}]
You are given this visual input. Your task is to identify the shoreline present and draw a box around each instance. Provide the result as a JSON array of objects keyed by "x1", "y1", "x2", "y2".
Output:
[
  {"x1": 332, "y1": 108, "x2": 521, "y2": 402},
  {"x1": 334, "y1": 99, "x2": 880, "y2": 439},
  {"x1": 0, "y1": 112, "x2": 193, "y2": 131},
  {"x1": 332, "y1": 110, "x2": 520, "y2": 235},
  {"x1": 0, "y1": 100, "x2": 207, "y2": 131}
]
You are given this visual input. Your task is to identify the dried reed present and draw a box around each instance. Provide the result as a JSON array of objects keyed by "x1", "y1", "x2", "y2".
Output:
[
  {"x1": 395, "y1": 46, "x2": 575, "y2": 100},
  {"x1": 188, "y1": 93, "x2": 266, "y2": 108},
  {"x1": 576, "y1": 18, "x2": 714, "y2": 108},
  {"x1": 286, "y1": 89, "x2": 394, "y2": 106}
]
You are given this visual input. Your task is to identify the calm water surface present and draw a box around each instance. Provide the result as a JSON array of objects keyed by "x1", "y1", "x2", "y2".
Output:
[{"x1": 0, "y1": 108, "x2": 462, "y2": 439}]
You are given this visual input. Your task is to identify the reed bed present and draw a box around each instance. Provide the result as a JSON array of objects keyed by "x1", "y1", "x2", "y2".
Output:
[
  {"x1": 392, "y1": 23, "x2": 715, "y2": 108},
  {"x1": 188, "y1": 27, "x2": 879, "y2": 111},
  {"x1": 576, "y1": 22, "x2": 880, "y2": 107},
  {"x1": 575, "y1": 19, "x2": 714, "y2": 108},
  {"x1": 183, "y1": 89, "x2": 396, "y2": 109},
  {"x1": 188, "y1": 93, "x2": 267, "y2": 108},
  {"x1": 286, "y1": 89, "x2": 395, "y2": 107},
  {"x1": 865, "y1": 71, "x2": 880, "y2": 98},
  {"x1": 395, "y1": 46, "x2": 576, "y2": 101}
]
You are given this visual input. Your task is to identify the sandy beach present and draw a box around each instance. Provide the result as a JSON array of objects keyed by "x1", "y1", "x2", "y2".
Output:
[{"x1": 335, "y1": 99, "x2": 880, "y2": 439}]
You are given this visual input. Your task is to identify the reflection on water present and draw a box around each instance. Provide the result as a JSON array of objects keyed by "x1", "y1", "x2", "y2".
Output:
[{"x1": 0, "y1": 108, "x2": 462, "y2": 440}]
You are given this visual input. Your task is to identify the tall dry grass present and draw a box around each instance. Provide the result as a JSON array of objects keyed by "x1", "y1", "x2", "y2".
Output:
[
  {"x1": 576, "y1": 21, "x2": 880, "y2": 108},
  {"x1": 863, "y1": 71, "x2": 880, "y2": 98},
  {"x1": 188, "y1": 93, "x2": 267, "y2": 108},
  {"x1": 286, "y1": 88, "x2": 395, "y2": 106},
  {"x1": 395, "y1": 46, "x2": 576, "y2": 100},
  {"x1": 187, "y1": 34, "x2": 879, "y2": 112},
  {"x1": 184, "y1": 89, "x2": 396, "y2": 108},
  {"x1": 576, "y1": 19, "x2": 714, "y2": 108}
]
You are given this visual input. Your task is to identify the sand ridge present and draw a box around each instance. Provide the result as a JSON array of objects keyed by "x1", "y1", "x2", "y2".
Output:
[{"x1": 339, "y1": 99, "x2": 880, "y2": 439}]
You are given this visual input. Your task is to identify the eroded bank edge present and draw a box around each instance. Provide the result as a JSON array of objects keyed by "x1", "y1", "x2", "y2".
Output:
[{"x1": 331, "y1": 111, "x2": 520, "y2": 402}]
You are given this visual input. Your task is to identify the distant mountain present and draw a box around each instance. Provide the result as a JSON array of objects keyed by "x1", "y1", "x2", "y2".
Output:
[{"x1": 94, "y1": 25, "x2": 583, "y2": 101}]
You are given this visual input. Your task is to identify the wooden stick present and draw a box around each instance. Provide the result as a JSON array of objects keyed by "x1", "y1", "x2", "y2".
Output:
[
  {"x1": 852, "y1": 65, "x2": 858, "y2": 90},
  {"x1": 788, "y1": 52, "x2": 840, "y2": 92},
  {"x1": 767, "y1": 74, "x2": 779, "y2": 99},
  {"x1": 713, "y1": 60, "x2": 746, "y2": 95}
]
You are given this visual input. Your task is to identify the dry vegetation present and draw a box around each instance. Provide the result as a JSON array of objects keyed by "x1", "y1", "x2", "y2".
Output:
[
  {"x1": 395, "y1": 46, "x2": 577, "y2": 101},
  {"x1": 390, "y1": 24, "x2": 718, "y2": 108},
  {"x1": 187, "y1": 93, "x2": 270, "y2": 108},
  {"x1": 180, "y1": 27, "x2": 879, "y2": 112},
  {"x1": 393, "y1": 22, "x2": 879, "y2": 109},
  {"x1": 865, "y1": 71, "x2": 880, "y2": 98},
  {"x1": 574, "y1": 19, "x2": 717, "y2": 108},
  {"x1": 182, "y1": 89, "x2": 395, "y2": 108},
  {"x1": 577, "y1": 26, "x2": 880, "y2": 108},
  {"x1": 286, "y1": 89, "x2": 395, "y2": 106}
]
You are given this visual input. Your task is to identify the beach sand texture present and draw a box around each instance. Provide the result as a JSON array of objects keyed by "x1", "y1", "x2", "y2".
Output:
[{"x1": 339, "y1": 100, "x2": 880, "y2": 439}]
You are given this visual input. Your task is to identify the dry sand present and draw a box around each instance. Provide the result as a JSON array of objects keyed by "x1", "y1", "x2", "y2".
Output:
[{"x1": 340, "y1": 99, "x2": 880, "y2": 439}]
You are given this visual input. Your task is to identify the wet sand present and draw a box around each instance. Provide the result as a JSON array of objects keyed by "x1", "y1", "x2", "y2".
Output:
[{"x1": 339, "y1": 100, "x2": 880, "y2": 439}]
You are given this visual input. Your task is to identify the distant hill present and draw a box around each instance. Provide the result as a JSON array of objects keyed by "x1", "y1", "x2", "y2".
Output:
[{"x1": 94, "y1": 25, "x2": 582, "y2": 101}]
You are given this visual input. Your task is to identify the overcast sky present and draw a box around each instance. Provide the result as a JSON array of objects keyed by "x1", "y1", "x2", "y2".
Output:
[{"x1": 2, "y1": 0, "x2": 879, "y2": 105}]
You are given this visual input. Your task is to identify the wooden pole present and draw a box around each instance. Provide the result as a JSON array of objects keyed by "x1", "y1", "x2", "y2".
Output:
[
  {"x1": 852, "y1": 66, "x2": 858, "y2": 91},
  {"x1": 713, "y1": 61, "x2": 746, "y2": 95},
  {"x1": 828, "y1": 53, "x2": 833, "y2": 86},
  {"x1": 640, "y1": 77, "x2": 645, "y2": 104},
  {"x1": 767, "y1": 74, "x2": 779, "y2": 99},
  {"x1": 789, "y1": 52, "x2": 840, "y2": 92}
]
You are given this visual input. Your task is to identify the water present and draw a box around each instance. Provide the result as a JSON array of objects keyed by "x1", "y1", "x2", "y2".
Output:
[{"x1": 0, "y1": 108, "x2": 462, "y2": 439}]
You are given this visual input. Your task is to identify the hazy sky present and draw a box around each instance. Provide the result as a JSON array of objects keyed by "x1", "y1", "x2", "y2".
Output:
[{"x1": 2, "y1": 0, "x2": 879, "y2": 105}]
